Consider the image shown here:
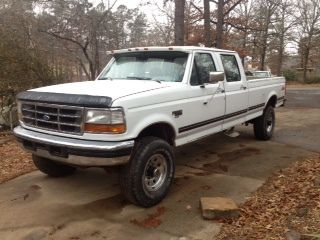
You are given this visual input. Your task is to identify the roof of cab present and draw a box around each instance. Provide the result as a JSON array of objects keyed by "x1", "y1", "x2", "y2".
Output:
[{"x1": 107, "y1": 46, "x2": 236, "y2": 54}]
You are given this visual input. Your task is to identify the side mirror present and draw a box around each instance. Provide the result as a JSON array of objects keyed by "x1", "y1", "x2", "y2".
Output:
[{"x1": 209, "y1": 71, "x2": 225, "y2": 84}]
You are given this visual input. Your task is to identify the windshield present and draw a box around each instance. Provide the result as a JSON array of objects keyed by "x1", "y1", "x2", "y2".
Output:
[{"x1": 98, "y1": 51, "x2": 189, "y2": 82}]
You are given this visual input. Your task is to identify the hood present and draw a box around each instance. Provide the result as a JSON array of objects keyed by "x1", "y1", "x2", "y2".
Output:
[
  {"x1": 31, "y1": 80, "x2": 170, "y2": 101},
  {"x1": 17, "y1": 80, "x2": 173, "y2": 108}
]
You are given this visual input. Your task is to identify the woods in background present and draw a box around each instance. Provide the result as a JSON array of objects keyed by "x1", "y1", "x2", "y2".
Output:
[{"x1": 1, "y1": 0, "x2": 320, "y2": 96}]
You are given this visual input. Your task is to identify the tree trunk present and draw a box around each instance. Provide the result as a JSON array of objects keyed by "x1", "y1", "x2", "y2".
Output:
[
  {"x1": 276, "y1": 5, "x2": 286, "y2": 76},
  {"x1": 174, "y1": 0, "x2": 185, "y2": 45},
  {"x1": 303, "y1": 46, "x2": 310, "y2": 82},
  {"x1": 277, "y1": 33, "x2": 284, "y2": 76},
  {"x1": 241, "y1": 29, "x2": 248, "y2": 66},
  {"x1": 203, "y1": 0, "x2": 211, "y2": 47},
  {"x1": 94, "y1": 33, "x2": 100, "y2": 77},
  {"x1": 260, "y1": 35, "x2": 267, "y2": 70},
  {"x1": 215, "y1": 0, "x2": 224, "y2": 48},
  {"x1": 260, "y1": 12, "x2": 270, "y2": 71}
]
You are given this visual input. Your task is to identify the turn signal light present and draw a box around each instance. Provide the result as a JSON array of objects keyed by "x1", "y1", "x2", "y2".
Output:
[{"x1": 84, "y1": 123, "x2": 126, "y2": 134}]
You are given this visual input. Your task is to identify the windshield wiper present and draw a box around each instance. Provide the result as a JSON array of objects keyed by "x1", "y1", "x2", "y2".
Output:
[
  {"x1": 98, "y1": 76, "x2": 113, "y2": 80},
  {"x1": 126, "y1": 76, "x2": 152, "y2": 80},
  {"x1": 126, "y1": 76, "x2": 163, "y2": 83}
]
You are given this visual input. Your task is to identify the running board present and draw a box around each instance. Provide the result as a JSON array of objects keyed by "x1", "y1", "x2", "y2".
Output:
[{"x1": 223, "y1": 127, "x2": 240, "y2": 138}]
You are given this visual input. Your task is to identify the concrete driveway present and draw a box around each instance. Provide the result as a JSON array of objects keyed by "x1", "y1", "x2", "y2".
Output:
[{"x1": 0, "y1": 88, "x2": 319, "y2": 240}]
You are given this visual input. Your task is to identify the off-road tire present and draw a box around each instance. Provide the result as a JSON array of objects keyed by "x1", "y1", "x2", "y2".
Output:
[
  {"x1": 32, "y1": 155, "x2": 76, "y2": 177},
  {"x1": 119, "y1": 137, "x2": 175, "y2": 207},
  {"x1": 253, "y1": 105, "x2": 275, "y2": 140}
]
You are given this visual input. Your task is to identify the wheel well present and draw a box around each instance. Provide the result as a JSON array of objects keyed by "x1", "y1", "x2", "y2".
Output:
[
  {"x1": 267, "y1": 95, "x2": 277, "y2": 107},
  {"x1": 137, "y1": 123, "x2": 176, "y2": 146}
]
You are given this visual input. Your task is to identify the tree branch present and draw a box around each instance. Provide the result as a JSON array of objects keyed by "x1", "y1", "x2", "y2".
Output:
[
  {"x1": 224, "y1": 0, "x2": 243, "y2": 16},
  {"x1": 40, "y1": 30, "x2": 86, "y2": 50},
  {"x1": 190, "y1": 1, "x2": 203, "y2": 15}
]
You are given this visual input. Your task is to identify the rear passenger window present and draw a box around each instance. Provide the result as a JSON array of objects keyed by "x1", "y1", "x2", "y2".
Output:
[
  {"x1": 190, "y1": 53, "x2": 216, "y2": 85},
  {"x1": 220, "y1": 55, "x2": 241, "y2": 82}
]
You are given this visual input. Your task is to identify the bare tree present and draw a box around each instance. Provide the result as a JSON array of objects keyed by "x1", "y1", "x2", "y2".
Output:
[
  {"x1": 148, "y1": 0, "x2": 175, "y2": 45},
  {"x1": 274, "y1": 0, "x2": 295, "y2": 75},
  {"x1": 295, "y1": 0, "x2": 320, "y2": 82},
  {"x1": 38, "y1": 1, "x2": 146, "y2": 80},
  {"x1": 255, "y1": 0, "x2": 280, "y2": 70},
  {"x1": 191, "y1": 0, "x2": 244, "y2": 48},
  {"x1": 232, "y1": 1, "x2": 254, "y2": 64},
  {"x1": 214, "y1": 0, "x2": 243, "y2": 48}
]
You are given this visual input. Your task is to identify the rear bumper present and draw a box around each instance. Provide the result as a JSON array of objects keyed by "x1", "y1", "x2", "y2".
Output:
[{"x1": 14, "y1": 126, "x2": 134, "y2": 167}]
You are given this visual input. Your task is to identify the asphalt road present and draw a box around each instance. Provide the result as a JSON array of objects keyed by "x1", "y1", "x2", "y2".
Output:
[
  {"x1": 273, "y1": 87, "x2": 320, "y2": 153},
  {"x1": 0, "y1": 88, "x2": 319, "y2": 240},
  {"x1": 285, "y1": 88, "x2": 320, "y2": 109}
]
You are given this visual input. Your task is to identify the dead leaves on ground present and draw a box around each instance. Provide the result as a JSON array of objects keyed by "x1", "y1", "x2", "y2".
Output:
[
  {"x1": 0, "y1": 137, "x2": 35, "y2": 184},
  {"x1": 217, "y1": 155, "x2": 320, "y2": 240}
]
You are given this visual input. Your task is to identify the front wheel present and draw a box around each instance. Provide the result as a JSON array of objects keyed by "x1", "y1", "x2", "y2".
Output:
[
  {"x1": 253, "y1": 105, "x2": 275, "y2": 140},
  {"x1": 119, "y1": 137, "x2": 175, "y2": 207}
]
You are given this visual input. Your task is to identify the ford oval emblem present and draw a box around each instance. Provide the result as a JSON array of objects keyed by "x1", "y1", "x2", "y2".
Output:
[{"x1": 43, "y1": 114, "x2": 50, "y2": 121}]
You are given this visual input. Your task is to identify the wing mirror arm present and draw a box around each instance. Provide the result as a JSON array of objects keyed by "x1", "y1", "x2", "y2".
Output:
[{"x1": 217, "y1": 81, "x2": 225, "y2": 93}]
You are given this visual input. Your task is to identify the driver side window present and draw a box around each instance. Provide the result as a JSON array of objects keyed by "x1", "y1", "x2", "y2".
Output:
[{"x1": 190, "y1": 53, "x2": 216, "y2": 86}]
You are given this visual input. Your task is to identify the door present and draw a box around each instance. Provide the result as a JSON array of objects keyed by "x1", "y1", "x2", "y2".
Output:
[
  {"x1": 176, "y1": 51, "x2": 226, "y2": 145},
  {"x1": 220, "y1": 54, "x2": 249, "y2": 130}
]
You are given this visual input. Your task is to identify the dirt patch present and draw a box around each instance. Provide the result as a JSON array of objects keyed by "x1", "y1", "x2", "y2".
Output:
[
  {"x1": 202, "y1": 162, "x2": 229, "y2": 173},
  {"x1": 200, "y1": 185, "x2": 212, "y2": 190},
  {"x1": 195, "y1": 147, "x2": 261, "y2": 175},
  {"x1": 218, "y1": 147, "x2": 261, "y2": 162},
  {"x1": 10, "y1": 184, "x2": 42, "y2": 202},
  {"x1": 216, "y1": 155, "x2": 320, "y2": 240},
  {"x1": 78, "y1": 194, "x2": 127, "y2": 217},
  {"x1": 130, "y1": 207, "x2": 167, "y2": 228},
  {"x1": 0, "y1": 138, "x2": 35, "y2": 184}
]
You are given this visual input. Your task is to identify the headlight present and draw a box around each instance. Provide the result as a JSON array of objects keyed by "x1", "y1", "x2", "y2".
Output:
[{"x1": 84, "y1": 108, "x2": 126, "y2": 134}]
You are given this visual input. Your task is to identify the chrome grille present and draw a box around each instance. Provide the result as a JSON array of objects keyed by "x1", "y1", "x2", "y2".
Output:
[{"x1": 20, "y1": 102, "x2": 84, "y2": 135}]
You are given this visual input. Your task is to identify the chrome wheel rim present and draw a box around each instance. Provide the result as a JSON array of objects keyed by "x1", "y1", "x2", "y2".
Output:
[
  {"x1": 266, "y1": 111, "x2": 274, "y2": 133},
  {"x1": 143, "y1": 154, "x2": 167, "y2": 192}
]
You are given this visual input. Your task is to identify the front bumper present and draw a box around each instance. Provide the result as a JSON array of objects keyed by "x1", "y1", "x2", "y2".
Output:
[{"x1": 14, "y1": 126, "x2": 134, "y2": 167}]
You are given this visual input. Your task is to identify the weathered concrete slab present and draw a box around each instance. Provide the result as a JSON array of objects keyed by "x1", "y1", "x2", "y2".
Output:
[{"x1": 200, "y1": 197, "x2": 239, "y2": 220}]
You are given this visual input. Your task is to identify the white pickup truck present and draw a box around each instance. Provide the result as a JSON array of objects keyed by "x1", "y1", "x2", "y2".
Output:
[{"x1": 14, "y1": 46, "x2": 286, "y2": 207}]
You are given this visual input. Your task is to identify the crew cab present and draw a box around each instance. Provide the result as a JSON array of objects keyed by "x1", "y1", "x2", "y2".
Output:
[{"x1": 14, "y1": 46, "x2": 286, "y2": 207}]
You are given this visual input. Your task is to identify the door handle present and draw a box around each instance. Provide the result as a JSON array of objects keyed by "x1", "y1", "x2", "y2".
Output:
[{"x1": 240, "y1": 85, "x2": 247, "y2": 90}]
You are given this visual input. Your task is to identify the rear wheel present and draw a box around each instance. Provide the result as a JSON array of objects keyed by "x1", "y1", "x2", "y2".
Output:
[
  {"x1": 32, "y1": 155, "x2": 76, "y2": 177},
  {"x1": 253, "y1": 105, "x2": 275, "y2": 140},
  {"x1": 119, "y1": 137, "x2": 175, "y2": 207}
]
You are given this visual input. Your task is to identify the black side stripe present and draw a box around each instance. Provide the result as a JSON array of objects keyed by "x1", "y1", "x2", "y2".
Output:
[
  {"x1": 179, "y1": 116, "x2": 225, "y2": 133},
  {"x1": 178, "y1": 103, "x2": 265, "y2": 133},
  {"x1": 225, "y1": 109, "x2": 248, "y2": 118},
  {"x1": 248, "y1": 103, "x2": 265, "y2": 111}
]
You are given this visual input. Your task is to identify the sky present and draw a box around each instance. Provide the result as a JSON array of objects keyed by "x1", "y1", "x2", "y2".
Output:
[
  {"x1": 90, "y1": 0, "x2": 142, "y2": 9},
  {"x1": 89, "y1": 0, "x2": 166, "y2": 22}
]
